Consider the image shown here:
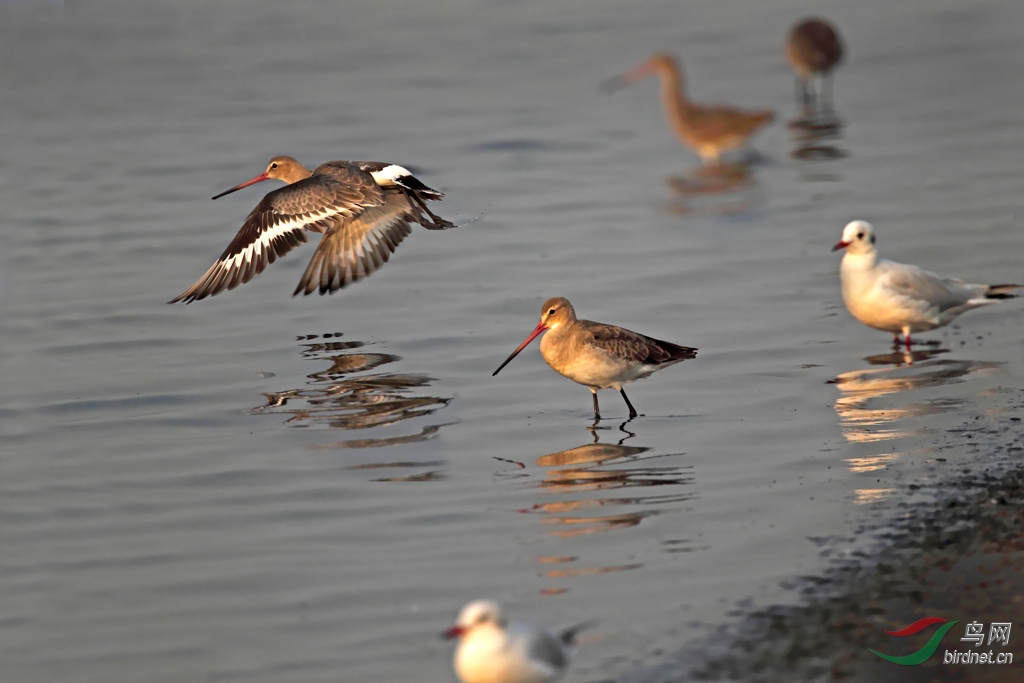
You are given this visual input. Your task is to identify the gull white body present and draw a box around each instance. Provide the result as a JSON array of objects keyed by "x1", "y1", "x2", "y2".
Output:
[
  {"x1": 834, "y1": 220, "x2": 1021, "y2": 347},
  {"x1": 445, "y1": 600, "x2": 591, "y2": 683}
]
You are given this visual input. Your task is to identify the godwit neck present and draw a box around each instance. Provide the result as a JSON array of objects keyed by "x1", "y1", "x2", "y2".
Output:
[
  {"x1": 647, "y1": 56, "x2": 702, "y2": 147},
  {"x1": 613, "y1": 54, "x2": 700, "y2": 148}
]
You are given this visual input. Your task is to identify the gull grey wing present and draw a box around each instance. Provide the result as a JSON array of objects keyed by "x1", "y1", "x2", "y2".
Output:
[
  {"x1": 526, "y1": 631, "x2": 568, "y2": 671},
  {"x1": 875, "y1": 259, "x2": 979, "y2": 313},
  {"x1": 169, "y1": 173, "x2": 385, "y2": 304},
  {"x1": 292, "y1": 190, "x2": 415, "y2": 296}
]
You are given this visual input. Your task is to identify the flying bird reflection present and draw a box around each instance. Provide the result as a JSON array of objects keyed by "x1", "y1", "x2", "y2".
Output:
[{"x1": 253, "y1": 333, "x2": 452, "y2": 449}]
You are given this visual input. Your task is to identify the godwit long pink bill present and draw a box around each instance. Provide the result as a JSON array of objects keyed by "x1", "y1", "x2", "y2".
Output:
[
  {"x1": 492, "y1": 322, "x2": 547, "y2": 376},
  {"x1": 211, "y1": 170, "x2": 271, "y2": 199}
]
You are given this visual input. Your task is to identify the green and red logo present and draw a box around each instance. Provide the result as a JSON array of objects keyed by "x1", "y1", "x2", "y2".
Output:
[{"x1": 869, "y1": 617, "x2": 959, "y2": 666}]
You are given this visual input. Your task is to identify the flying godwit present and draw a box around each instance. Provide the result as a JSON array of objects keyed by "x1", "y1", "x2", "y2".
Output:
[
  {"x1": 603, "y1": 53, "x2": 775, "y2": 164},
  {"x1": 492, "y1": 297, "x2": 697, "y2": 420},
  {"x1": 443, "y1": 599, "x2": 595, "y2": 683},
  {"x1": 169, "y1": 156, "x2": 454, "y2": 303},
  {"x1": 833, "y1": 220, "x2": 1022, "y2": 349},
  {"x1": 786, "y1": 18, "x2": 844, "y2": 106}
]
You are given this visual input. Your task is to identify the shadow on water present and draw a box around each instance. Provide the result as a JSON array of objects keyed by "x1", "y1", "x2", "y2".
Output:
[
  {"x1": 253, "y1": 334, "x2": 453, "y2": 476},
  {"x1": 789, "y1": 104, "x2": 848, "y2": 164},
  {"x1": 829, "y1": 348, "x2": 1002, "y2": 492},
  {"x1": 516, "y1": 426, "x2": 703, "y2": 591}
]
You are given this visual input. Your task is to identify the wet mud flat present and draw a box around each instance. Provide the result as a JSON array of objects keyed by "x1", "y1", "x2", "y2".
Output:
[{"x1": 619, "y1": 411, "x2": 1024, "y2": 683}]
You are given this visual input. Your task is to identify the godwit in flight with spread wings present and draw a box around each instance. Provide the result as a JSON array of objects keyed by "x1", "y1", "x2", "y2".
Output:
[{"x1": 170, "y1": 156, "x2": 454, "y2": 303}]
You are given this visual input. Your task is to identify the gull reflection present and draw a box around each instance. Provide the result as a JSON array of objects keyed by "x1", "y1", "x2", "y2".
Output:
[
  {"x1": 254, "y1": 333, "x2": 452, "y2": 452},
  {"x1": 831, "y1": 347, "x2": 1001, "y2": 453}
]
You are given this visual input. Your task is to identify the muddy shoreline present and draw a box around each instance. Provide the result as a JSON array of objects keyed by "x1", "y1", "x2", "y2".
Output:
[{"x1": 620, "y1": 411, "x2": 1024, "y2": 682}]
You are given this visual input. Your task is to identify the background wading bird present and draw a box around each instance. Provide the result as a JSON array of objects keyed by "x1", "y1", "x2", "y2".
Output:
[
  {"x1": 786, "y1": 17, "x2": 844, "y2": 107},
  {"x1": 603, "y1": 52, "x2": 774, "y2": 165}
]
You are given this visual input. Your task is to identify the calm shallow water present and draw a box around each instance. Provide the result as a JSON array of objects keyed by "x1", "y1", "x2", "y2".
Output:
[{"x1": 2, "y1": 1, "x2": 1023, "y2": 681}]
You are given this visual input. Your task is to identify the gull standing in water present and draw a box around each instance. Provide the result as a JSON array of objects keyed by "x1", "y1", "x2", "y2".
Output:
[
  {"x1": 493, "y1": 297, "x2": 697, "y2": 420},
  {"x1": 170, "y1": 156, "x2": 454, "y2": 303},
  {"x1": 603, "y1": 53, "x2": 774, "y2": 164},
  {"x1": 833, "y1": 220, "x2": 1021, "y2": 349},
  {"x1": 443, "y1": 599, "x2": 595, "y2": 683}
]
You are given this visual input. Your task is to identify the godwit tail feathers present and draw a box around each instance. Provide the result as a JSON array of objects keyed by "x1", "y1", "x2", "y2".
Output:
[
  {"x1": 985, "y1": 283, "x2": 1023, "y2": 300},
  {"x1": 657, "y1": 339, "x2": 699, "y2": 361}
]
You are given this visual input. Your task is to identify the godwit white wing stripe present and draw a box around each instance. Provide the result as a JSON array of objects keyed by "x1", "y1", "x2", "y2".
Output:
[{"x1": 219, "y1": 208, "x2": 336, "y2": 272}]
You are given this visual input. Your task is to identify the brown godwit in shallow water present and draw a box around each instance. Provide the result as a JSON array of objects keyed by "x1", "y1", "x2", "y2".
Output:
[
  {"x1": 170, "y1": 156, "x2": 454, "y2": 303},
  {"x1": 603, "y1": 52, "x2": 774, "y2": 165},
  {"x1": 492, "y1": 297, "x2": 697, "y2": 420},
  {"x1": 786, "y1": 18, "x2": 844, "y2": 106}
]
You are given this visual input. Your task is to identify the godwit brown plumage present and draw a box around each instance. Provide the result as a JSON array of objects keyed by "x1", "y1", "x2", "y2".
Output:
[
  {"x1": 169, "y1": 156, "x2": 454, "y2": 303},
  {"x1": 492, "y1": 297, "x2": 697, "y2": 420},
  {"x1": 786, "y1": 18, "x2": 844, "y2": 106},
  {"x1": 603, "y1": 53, "x2": 775, "y2": 164}
]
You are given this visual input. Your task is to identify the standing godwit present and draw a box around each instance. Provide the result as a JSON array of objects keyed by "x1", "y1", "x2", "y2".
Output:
[
  {"x1": 492, "y1": 297, "x2": 697, "y2": 420},
  {"x1": 603, "y1": 53, "x2": 775, "y2": 164},
  {"x1": 786, "y1": 18, "x2": 844, "y2": 106},
  {"x1": 833, "y1": 220, "x2": 1021, "y2": 349},
  {"x1": 169, "y1": 156, "x2": 454, "y2": 303},
  {"x1": 443, "y1": 599, "x2": 595, "y2": 683}
]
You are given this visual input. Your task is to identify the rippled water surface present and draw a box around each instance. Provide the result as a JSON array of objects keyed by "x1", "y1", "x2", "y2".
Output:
[{"x1": 3, "y1": 1, "x2": 1024, "y2": 681}]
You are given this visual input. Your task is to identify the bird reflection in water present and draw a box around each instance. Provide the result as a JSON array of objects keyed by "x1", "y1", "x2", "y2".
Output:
[
  {"x1": 664, "y1": 161, "x2": 759, "y2": 216},
  {"x1": 253, "y1": 333, "x2": 452, "y2": 457},
  {"x1": 831, "y1": 347, "x2": 1001, "y2": 464},
  {"x1": 521, "y1": 428, "x2": 698, "y2": 589},
  {"x1": 789, "y1": 111, "x2": 847, "y2": 163}
]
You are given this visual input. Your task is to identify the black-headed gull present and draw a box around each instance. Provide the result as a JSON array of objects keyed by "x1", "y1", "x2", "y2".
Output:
[
  {"x1": 443, "y1": 599, "x2": 595, "y2": 683},
  {"x1": 833, "y1": 220, "x2": 1021, "y2": 348}
]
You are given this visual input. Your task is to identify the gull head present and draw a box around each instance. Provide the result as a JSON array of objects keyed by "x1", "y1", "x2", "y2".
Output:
[
  {"x1": 833, "y1": 220, "x2": 876, "y2": 255},
  {"x1": 443, "y1": 599, "x2": 507, "y2": 640}
]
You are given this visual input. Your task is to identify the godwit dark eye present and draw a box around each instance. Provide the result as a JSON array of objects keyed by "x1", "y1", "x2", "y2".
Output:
[
  {"x1": 548, "y1": 309, "x2": 556, "y2": 315},
  {"x1": 270, "y1": 162, "x2": 279, "y2": 169},
  {"x1": 857, "y1": 232, "x2": 864, "y2": 239}
]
